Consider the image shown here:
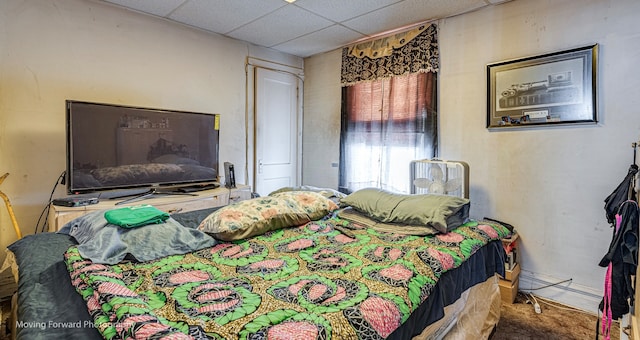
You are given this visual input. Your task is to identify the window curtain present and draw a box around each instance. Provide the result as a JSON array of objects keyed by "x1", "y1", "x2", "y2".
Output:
[{"x1": 339, "y1": 23, "x2": 438, "y2": 194}]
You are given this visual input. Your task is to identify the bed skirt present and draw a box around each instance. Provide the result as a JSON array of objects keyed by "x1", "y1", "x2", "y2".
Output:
[{"x1": 414, "y1": 274, "x2": 500, "y2": 339}]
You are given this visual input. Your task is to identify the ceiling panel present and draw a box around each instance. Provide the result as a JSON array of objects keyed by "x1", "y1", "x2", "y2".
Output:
[
  {"x1": 342, "y1": 0, "x2": 489, "y2": 35},
  {"x1": 100, "y1": 0, "x2": 513, "y2": 58},
  {"x1": 272, "y1": 24, "x2": 366, "y2": 58},
  {"x1": 102, "y1": 0, "x2": 184, "y2": 16},
  {"x1": 294, "y1": 0, "x2": 402, "y2": 23},
  {"x1": 168, "y1": 0, "x2": 287, "y2": 34},
  {"x1": 226, "y1": 5, "x2": 334, "y2": 48}
]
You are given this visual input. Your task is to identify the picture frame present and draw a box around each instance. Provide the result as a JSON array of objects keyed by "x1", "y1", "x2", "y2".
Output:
[{"x1": 487, "y1": 44, "x2": 598, "y2": 129}]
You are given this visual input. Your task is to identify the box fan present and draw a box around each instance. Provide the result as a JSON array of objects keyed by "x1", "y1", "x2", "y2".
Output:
[{"x1": 410, "y1": 159, "x2": 469, "y2": 198}]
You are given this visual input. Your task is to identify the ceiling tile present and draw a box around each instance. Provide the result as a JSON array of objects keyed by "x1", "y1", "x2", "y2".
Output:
[
  {"x1": 101, "y1": 0, "x2": 504, "y2": 58},
  {"x1": 168, "y1": 0, "x2": 287, "y2": 34},
  {"x1": 273, "y1": 25, "x2": 366, "y2": 58},
  {"x1": 293, "y1": 0, "x2": 402, "y2": 23},
  {"x1": 343, "y1": 0, "x2": 487, "y2": 35},
  {"x1": 226, "y1": 5, "x2": 334, "y2": 48},
  {"x1": 102, "y1": 0, "x2": 185, "y2": 17}
]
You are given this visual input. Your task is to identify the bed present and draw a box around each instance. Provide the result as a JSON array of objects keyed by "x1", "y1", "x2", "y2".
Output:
[{"x1": 4, "y1": 188, "x2": 509, "y2": 340}]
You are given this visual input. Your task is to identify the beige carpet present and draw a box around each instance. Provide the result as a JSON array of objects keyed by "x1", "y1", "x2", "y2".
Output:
[{"x1": 492, "y1": 293, "x2": 624, "y2": 340}]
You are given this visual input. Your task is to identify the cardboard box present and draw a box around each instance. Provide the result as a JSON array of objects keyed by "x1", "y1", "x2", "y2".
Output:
[
  {"x1": 500, "y1": 262, "x2": 520, "y2": 281},
  {"x1": 499, "y1": 276, "x2": 519, "y2": 304}
]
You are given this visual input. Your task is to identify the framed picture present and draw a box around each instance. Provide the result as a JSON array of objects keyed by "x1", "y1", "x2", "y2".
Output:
[{"x1": 487, "y1": 44, "x2": 598, "y2": 129}]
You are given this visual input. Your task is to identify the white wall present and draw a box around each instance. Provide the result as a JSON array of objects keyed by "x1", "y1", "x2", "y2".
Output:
[
  {"x1": 303, "y1": 0, "x2": 640, "y2": 311},
  {"x1": 0, "y1": 0, "x2": 302, "y2": 254},
  {"x1": 302, "y1": 51, "x2": 342, "y2": 186}
]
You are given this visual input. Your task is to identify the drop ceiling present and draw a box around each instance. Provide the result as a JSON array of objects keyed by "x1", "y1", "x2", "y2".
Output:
[{"x1": 101, "y1": 0, "x2": 511, "y2": 58}]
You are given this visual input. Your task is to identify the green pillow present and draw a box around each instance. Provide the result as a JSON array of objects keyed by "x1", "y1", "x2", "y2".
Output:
[
  {"x1": 340, "y1": 188, "x2": 405, "y2": 221},
  {"x1": 340, "y1": 188, "x2": 470, "y2": 233}
]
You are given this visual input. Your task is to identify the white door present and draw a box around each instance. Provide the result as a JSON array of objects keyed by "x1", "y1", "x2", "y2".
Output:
[{"x1": 254, "y1": 68, "x2": 300, "y2": 196}]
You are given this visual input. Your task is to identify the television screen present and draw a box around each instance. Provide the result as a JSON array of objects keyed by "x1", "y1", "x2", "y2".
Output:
[{"x1": 66, "y1": 100, "x2": 220, "y2": 194}]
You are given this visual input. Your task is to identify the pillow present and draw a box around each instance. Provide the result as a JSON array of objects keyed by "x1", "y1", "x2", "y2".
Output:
[
  {"x1": 198, "y1": 191, "x2": 338, "y2": 241},
  {"x1": 6, "y1": 233, "x2": 101, "y2": 339},
  {"x1": 59, "y1": 208, "x2": 216, "y2": 264},
  {"x1": 337, "y1": 207, "x2": 439, "y2": 236},
  {"x1": 270, "y1": 191, "x2": 340, "y2": 220},
  {"x1": 340, "y1": 188, "x2": 470, "y2": 233},
  {"x1": 269, "y1": 185, "x2": 346, "y2": 204}
]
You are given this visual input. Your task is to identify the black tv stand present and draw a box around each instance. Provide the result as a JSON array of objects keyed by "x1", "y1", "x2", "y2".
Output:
[{"x1": 113, "y1": 188, "x2": 197, "y2": 205}]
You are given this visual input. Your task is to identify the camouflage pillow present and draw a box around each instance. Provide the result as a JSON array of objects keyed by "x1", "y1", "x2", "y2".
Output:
[{"x1": 198, "y1": 191, "x2": 338, "y2": 241}]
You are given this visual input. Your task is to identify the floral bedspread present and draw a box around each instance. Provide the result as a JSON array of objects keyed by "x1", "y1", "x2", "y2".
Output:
[{"x1": 64, "y1": 214, "x2": 510, "y2": 340}]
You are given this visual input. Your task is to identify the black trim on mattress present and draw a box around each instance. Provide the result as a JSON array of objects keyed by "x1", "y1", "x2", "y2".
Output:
[{"x1": 388, "y1": 240, "x2": 506, "y2": 340}]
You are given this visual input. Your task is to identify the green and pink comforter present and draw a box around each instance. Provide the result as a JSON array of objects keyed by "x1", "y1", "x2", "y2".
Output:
[{"x1": 64, "y1": 214, "x2": 509, "y2": 339}]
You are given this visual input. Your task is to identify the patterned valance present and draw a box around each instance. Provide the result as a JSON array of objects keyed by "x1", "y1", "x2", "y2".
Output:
[{"x1": 341, "y1": 23, "x2": 439, "y2": 86}]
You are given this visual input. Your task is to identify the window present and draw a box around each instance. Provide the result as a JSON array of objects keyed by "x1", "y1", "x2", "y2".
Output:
[{"x1": 339, "y1": 72, "x2": 437, "y2": 193}]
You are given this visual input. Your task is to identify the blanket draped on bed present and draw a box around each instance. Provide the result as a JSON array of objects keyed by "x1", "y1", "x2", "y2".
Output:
[{"x1": 64, "y1": 213, "x2": 509, "y2": 340}]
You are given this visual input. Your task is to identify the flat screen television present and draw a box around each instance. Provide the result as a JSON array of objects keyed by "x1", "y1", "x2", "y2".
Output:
[{"x1": 66, "y1": 100, "x2": 220, "y2": 195}]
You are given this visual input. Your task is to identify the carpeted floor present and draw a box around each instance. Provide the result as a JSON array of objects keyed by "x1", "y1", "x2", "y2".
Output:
[{"x1": 492, "y1": 293, "x2": 624, "y2": 340}]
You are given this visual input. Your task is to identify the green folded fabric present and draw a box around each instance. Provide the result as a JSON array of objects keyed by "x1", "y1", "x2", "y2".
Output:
[{"x1": 104, "y1": 205, "x2": 170, "y2": 228}]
